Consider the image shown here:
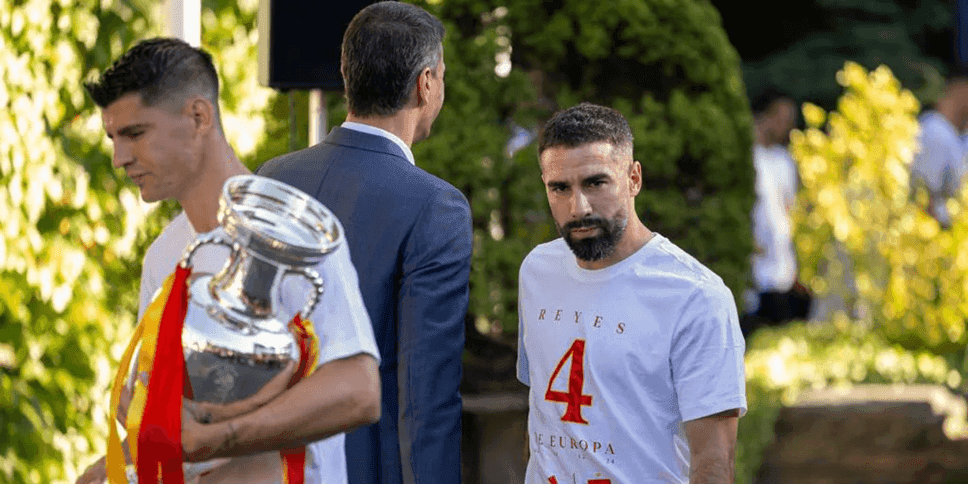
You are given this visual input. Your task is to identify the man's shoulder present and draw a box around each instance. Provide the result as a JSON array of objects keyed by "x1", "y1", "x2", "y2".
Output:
[
  {"x1": 919, "y1": 112, "x2": 959, "y2": 142},
  {"x1": 639, "y1": 236, "x2": 730, "y2": 297},
  {"x1": 145, "y1": 213, "x2": 193, "y2": 259}
]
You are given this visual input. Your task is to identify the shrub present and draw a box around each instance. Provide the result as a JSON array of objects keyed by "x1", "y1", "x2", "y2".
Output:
[
  {"x1": 0, "y1": 0, "x2": 278, "y2": 481},
  {"x1": 738, "y1": 320, "x2": 960, "y2": 481},
  {"x1": 791, "y1": 61, "x2": 968, "y2": 355}
]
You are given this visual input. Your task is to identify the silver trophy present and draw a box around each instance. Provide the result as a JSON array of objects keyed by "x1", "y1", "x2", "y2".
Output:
[{"x1": 122, "y1": 174, "x2": 342, "y2": 482}]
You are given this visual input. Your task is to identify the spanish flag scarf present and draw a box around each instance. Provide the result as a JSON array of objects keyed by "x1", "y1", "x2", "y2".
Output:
[{"x1": 107, "y1": 266, "x2": 320, "y2": 483}]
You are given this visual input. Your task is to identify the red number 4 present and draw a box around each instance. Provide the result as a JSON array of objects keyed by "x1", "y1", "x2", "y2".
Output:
[
  {"x1": 549, "y1": 477, "x2": 611, "y2": 484},
  {"x1": 544, "y1": 339, "x2": 593, "y2": 424}
]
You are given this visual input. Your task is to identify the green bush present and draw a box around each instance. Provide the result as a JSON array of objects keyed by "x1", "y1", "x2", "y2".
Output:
[
  {"x1": 0, "y1": 1, "x2": 163, "y2": 481},
  {"x1": 738, "y1": 320, "x2": 960, "y2": 481},
  {"x1": 0, "y1": 0, "x2": 281, "y2": 481},
  {"x1": 791, "y1": 62, "x2": 968, "y2": 355}
]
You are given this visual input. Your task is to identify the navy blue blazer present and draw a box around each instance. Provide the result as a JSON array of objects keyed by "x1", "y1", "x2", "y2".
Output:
[{"x1": 257, "y1": 127, "x2": 472, "y2": 484}]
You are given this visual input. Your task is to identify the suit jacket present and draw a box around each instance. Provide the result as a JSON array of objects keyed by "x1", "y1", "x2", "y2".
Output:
[{"x1": 257, "y1": 127, "x2": 472, "y2": 484}]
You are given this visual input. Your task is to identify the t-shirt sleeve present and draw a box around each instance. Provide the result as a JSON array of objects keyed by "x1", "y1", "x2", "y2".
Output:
[
  {"x1": 516, "y1": 291, "x2": 530, "y2": 387},
  {"x1": 913, "y1": 122, "x2": 962, "y2": 196},
  {"x1": 670, "y1": 281, "x2": 747, "y2": 422},
  {"x1": 281, "y1": 237, "x2": 380, "y2": 367}
]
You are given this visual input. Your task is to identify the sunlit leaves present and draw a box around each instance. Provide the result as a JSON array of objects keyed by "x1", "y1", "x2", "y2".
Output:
[
  {"x1": 1, "y1": 0, "x2": 164, "y2": 482},
  {"x1": 791, "y1": 61, "x2": 968, "y2": 354}
]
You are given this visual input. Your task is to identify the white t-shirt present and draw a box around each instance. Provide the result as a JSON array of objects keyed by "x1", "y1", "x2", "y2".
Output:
[
  {"x1": 516, "y1": 235, "x2": 747, "y2": 484},
  {"x1": 751, "y1": 144, "x2": 798, "y2": 293},
  {"x1": 912, "y1": 111, "x2": 966, "y2": 225},
  {"x1": 137, "y1": 212, "x2": 380, "y2": 484}
]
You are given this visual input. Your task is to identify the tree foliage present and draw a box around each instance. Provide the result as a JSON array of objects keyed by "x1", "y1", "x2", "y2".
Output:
[
  {"x1": 0, "y1": 0, "x2": 279, "y2": 481},
  {"x1": 791, "y1": 61, "x2": 968, "y2": 354},
  {"x1": 738, "y1": 320, "x2": 960, "y2": 481},
  {"x1": 1, "y1": 1, "x2": 162, "y2": 481},
  {"x1": 718, "y1": 0, "x2": 955, "y2": 109}
]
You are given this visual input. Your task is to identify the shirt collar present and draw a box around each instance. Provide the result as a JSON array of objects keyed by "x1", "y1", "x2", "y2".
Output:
[{"x1": 340, "y1": 121, "x2": 416, "y2": 166}]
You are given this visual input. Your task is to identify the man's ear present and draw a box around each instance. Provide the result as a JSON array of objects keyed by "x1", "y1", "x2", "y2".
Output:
[
  {"x1": 415, "y1": 66, "x2": 433, "y2": 106},
  {"x1": 629, "y1": 160, "x2": 643, "y2": 196},
  {"x1": 188, "y1": 96, "x2": 215, "y2": 134}
]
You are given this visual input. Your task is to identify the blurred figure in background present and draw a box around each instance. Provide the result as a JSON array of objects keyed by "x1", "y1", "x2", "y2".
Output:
[
  {"x1": 911, "y1": 69, "x2": 968, "y2": 228},
  {"x1": 742, "y1": 88, "x2": 811, "y2": 338}
]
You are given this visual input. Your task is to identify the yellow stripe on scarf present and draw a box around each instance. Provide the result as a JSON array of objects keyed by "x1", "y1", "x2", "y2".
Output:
[{"x1": 107, "y1": 273, "x2": 179, "y2": 483}]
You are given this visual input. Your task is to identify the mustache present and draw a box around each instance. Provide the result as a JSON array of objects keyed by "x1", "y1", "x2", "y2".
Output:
[{"x1": 563, "y1": 217, "x2": 608, "y2": 231}]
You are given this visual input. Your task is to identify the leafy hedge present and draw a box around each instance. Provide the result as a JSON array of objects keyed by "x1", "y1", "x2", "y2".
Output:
[
  {"x1": 791, "y1": 62, "x2": 968, "y2": 354},
  {"x1": 737, "y1": 320, "x2": 960, "y2": 481},
  {"x1": 0, "y1": 0, "x2": 281, "y2": 481}
]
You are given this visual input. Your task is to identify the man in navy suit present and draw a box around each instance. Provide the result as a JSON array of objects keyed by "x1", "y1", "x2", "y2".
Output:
[{"x1": 257, "y1": 2, "x2": 471, "y2": 483}]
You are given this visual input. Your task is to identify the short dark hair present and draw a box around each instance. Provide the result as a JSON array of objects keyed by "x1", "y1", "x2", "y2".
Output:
[
  {"x1": 341, "y1": 1, "x2": 445, "y2": 117},
  {"x1": 538, "y1": 103, "x2": 634, "y2": 158},
  {"x1": 84, "y1": 37, "x2": 221, "y2": 123},
  {"x1": 749, "y1": 86, "x2": 792, "y2": 116}
]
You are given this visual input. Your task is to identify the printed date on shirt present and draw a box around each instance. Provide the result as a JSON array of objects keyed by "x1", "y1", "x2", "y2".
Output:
[
  {"x1": 545, "y1": 338, "x2": 593, "y2": 424},
  {"x1": 548, "y1": 477, "x2": 611, "y2": 484}
]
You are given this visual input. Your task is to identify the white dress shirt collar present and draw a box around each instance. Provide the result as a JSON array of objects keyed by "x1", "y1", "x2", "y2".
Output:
[{"x1": 340, "y1": 121, "x2": 416, "y2": 166}]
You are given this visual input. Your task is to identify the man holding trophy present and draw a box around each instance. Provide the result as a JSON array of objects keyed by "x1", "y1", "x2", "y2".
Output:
[{"x1": 78, "y1": 38, "x2": 381, "y2": 483}]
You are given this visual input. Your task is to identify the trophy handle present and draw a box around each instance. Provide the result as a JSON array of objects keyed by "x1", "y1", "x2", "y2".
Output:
[
  {"x1": 179, "y1": 233, "x2": 240, "y2": 270},
  {"x1": 286, "y1": 267, "x2": 325, "y2": 319}
]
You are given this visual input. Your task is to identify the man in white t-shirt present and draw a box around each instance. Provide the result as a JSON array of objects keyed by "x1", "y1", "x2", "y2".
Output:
[
  {"x1": 517, "y1": 103, "x2": 746, "y2": 483},
  {"x1": 911, "y1": 74, "x2": 968, "y2": 228},
  {"x1": 77, "y1": 38, "x2": 380, "y2": 484}
]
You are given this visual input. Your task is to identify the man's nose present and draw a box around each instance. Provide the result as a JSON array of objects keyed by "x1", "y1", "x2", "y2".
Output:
[
  {"x1": 112, "y1": 142, "x2": 132, "y2": 169},
  {"x1": 570, "y1": 190, "x2": 592, "y2": 217}
]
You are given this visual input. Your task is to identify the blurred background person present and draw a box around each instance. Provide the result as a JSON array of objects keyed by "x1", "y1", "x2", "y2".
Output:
[
  {"x1": 911, "y1": 68, "x2": 968, "y2": 228},
  {"x1": 742, "y1": 88, "x2": 811, "y2": 337}
]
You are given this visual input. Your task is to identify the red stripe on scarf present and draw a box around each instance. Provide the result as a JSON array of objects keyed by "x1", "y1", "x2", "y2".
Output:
[
  {"x1": 137, "y1": 265, "x2": 190, "y2": 484},
  {"x1": 279, "y1": 314, "x2": 316, "y2": 484}
]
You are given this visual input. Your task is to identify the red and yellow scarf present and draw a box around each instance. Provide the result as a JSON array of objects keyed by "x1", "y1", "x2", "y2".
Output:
[{"x1": 107, "y1": 266, "x2": 320, "y2": 483}]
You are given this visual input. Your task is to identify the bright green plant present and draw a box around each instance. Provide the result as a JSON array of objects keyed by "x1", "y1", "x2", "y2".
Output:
[
  {"x1": 0, "y1": 1, "x2": 164, "y2": 482},
  {"x1": 1, "y1": 0, "x2": 280, "y2": 481},
  {"x1": 790, "y1": 61, "x2": 968, "y2": 354},
  {"x1": 737, "y1": 320, "x2": 960, "y2": 481}
]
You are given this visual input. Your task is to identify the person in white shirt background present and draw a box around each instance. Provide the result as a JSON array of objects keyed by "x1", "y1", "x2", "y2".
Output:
[
  {"x1": 741, "y1": 88, "x2": 811, "y2": 338},
  {"x1": 912, "y1": 70, "x2": 968, "y2": 228}
]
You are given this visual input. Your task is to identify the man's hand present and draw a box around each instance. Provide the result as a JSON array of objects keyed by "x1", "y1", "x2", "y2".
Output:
[
  {"x1": 684, "y1": 409, "x2": 740, "y2": 484},
  {"x1": 75, "y1": 456, "x2": 106, "y2": 484},
  {"x1": 186, "y1": 361, "x2": 297, "y2": 424},
  {"x1": 183, "y1": 352, "x2": 379, "y2": 462},
  {"x1": 181, "y1": 361, "x2": 297, "y2": 462}
]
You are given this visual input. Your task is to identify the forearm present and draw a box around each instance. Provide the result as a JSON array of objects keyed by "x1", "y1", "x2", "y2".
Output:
[
  {"x1": 689, "y1": 453, "x2": 734, "y2": 484},
  {"x1": 188, "y1": 352, "x2": 380, "y2": 461},
  {"x1": 684, "y1": 411, "x2": 739, "y2": 484}
]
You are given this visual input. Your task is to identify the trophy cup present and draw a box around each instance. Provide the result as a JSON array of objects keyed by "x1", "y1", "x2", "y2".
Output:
[{"x1": 113, "y1": 174, "x2": 343, "y2": 482}]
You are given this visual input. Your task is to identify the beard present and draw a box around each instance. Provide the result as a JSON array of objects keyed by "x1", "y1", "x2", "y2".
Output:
[{"x1": 557, "y1": 213, "x2": 628, "y2": 262}]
